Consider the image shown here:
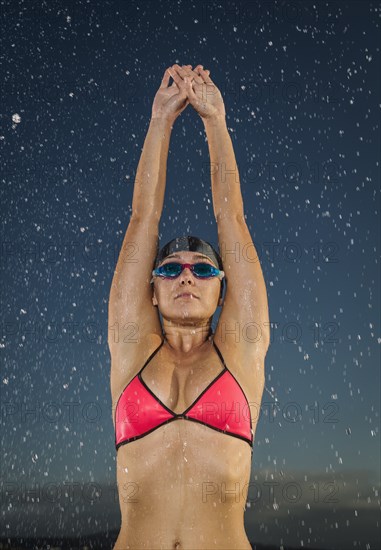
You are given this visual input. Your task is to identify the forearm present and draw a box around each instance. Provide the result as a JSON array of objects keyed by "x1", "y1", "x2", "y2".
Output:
[
  {"x1": 203, "y1": 116, "x2": 245, "y2": 222},
  {"x1": 131, "y1": 117, "x2": 173, "y2": 220}
]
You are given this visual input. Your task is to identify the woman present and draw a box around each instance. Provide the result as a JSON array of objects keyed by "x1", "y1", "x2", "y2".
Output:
[{"x1": 109, "y1": 64, "x2": 270, "y2": 550}]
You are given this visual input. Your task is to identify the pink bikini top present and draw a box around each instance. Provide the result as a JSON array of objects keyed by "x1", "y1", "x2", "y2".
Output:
[{"x1": 115, "y1": 339, "x2": 253, "y2": 452}]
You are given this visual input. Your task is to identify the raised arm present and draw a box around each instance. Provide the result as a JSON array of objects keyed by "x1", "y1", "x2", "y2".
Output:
[
  {"x1": 204, "y1": 110, "x2": 270, "y2": 356},
  {"x1": 108, "y1": 65, "x2": 192, "y2": 369},
  {"x1": 180, "y1": 66, "x2": 270, "y2": 364},
  {"x1": 130, "y1": 64, "x2": 192, "y2": 220}
]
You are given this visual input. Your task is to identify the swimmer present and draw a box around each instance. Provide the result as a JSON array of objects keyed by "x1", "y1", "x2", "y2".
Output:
[{"x1": 108, "y1": 63, "x2": 270, "y2": 550}]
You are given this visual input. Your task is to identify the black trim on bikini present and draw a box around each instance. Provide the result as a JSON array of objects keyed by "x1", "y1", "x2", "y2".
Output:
[
  {"x1": 116, "y1": 416, "x2": 253, "y2": 451},
  {"x1": 114, "y1": 338, "x2": 165, "y2": 449},
  {"x1": 213, "y1": 341, "x2": 253, "y2": 436},
  {"x1": 138, "y1": 346, "x2": 228, "y2": 418},
  {"x1": 115, "y1": 338, "x2": 253, "y2": 450}
]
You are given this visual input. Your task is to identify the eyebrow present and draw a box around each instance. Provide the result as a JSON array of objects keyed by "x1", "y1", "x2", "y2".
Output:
[{"x1": 162, "y1": 253, "x2": 213, "y2": 262}]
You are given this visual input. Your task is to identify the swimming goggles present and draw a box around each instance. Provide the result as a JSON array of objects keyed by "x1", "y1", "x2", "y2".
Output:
[{"x1": 150, "y1": 262, "x2": 225, "y2": 283}]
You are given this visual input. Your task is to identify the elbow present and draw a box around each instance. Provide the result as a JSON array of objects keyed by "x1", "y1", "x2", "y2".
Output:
[
  {"x1": 260, "y1": 324, "x2": 271, "y2": 355},
  {"x1": 234, "y1": 211, "x2": 246, "y2": 224},
  {"x1": 216, "y1": 211, "x2": 246, "y2": 225}
]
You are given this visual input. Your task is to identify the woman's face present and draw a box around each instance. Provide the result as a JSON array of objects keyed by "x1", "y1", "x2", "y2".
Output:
[{"x1": 151, "y1": 250, "x2": 223, "y2": 322}]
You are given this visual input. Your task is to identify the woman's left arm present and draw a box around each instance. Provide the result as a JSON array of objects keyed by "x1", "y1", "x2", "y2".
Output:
[
  {"x1": 188, "y1": 68, "x2": 270, "y2": 362},
  {"x1": 204, "y1": 114, "x2": 270, "y2": 360},
  {"x1": 202, "y1": 115, "x2": 245, "y2": 223},
  {"x1": 171, "y1": 65, "x2": 270, "y2": 362}
]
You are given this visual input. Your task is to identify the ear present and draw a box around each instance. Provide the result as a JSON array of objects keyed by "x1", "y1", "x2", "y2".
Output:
[{"x1": 151, "y1": 284, "x2": 158, "y2": 307}]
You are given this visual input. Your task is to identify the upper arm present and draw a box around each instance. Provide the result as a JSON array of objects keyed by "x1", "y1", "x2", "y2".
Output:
[
  {"x1": 214, "y1": 214, "x2": 270, "y2": 368},
  {"x1": 108, "y1": 215, "x2": 163, "y2": 372}
]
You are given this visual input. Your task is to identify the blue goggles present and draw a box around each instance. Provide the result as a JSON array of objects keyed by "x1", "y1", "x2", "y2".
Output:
[{"x1": 150, "y1": 262, "x2": 225, "y2": 283}]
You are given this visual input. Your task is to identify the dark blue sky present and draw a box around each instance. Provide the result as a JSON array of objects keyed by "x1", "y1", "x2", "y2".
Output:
[{"x1": 1, "y1": 1, "x2": 380, "y2": 548}]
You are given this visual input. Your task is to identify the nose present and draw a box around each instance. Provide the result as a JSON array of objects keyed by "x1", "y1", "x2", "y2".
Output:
[{"x1": 179, "y1": 266, "x2": 194, "y2": 284}]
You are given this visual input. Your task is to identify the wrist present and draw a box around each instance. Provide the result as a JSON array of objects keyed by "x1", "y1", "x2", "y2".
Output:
[
  {"x1": 202, "y1": 114, "x2": 227, "y2": 129},
  {"x1": 150, "y1": 115, "x2": 176, "y2": 128}
]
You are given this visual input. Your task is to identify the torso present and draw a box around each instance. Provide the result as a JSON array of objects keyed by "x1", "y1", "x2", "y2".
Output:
[{"x1": 111, "y1": 335, "x2": 264, "y2": 550}]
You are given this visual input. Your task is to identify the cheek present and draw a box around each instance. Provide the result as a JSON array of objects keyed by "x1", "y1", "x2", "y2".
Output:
[
  {"x1": 153, "y1": 282, "x2": 171, "y2": 298},
  {"x1": 203, "y1": 284, "x2": 220, "y2": 300}
]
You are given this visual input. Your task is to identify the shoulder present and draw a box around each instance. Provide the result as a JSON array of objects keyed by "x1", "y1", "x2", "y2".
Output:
[{"x1": 110, "y1": 334, "x2": 164, "y2": 404}]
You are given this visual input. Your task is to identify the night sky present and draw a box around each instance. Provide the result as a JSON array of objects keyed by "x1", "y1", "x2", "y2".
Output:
[{"x1": 1, "y1": 0, "x2": 380, "y2": 548}]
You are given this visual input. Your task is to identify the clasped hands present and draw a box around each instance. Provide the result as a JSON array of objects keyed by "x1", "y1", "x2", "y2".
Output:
[{"x1": 151, "y1": 64, "x2": 226, "y2": 124}]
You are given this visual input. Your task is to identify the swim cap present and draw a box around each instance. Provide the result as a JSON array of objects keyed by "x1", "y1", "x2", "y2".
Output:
[{"x1": 153, "y1": 235, "x2": 225, "y2": 300}]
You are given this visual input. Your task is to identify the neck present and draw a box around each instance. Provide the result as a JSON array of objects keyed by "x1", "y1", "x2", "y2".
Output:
[{"x1": 162, "y1": 325, "x2": 213, "y2": 355}]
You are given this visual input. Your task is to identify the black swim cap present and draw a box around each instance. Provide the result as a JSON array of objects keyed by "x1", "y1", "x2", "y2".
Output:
[{"x1": 153, "y1": 235, "x2": 225, "y2": 300}]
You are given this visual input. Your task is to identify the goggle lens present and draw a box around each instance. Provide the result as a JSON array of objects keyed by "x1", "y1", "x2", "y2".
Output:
[{"x1": 158, "y1": 262, "x2": 218, "y2": 278}]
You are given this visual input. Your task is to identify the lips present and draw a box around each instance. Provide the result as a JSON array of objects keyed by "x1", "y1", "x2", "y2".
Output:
[{"x1": 176, "y1": 293, "x2": 198, "y2": 299}]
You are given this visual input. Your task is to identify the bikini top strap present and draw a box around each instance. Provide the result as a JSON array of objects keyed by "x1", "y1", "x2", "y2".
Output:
[
  {"x1": 137, "y1": 338, "x2": 165, "y2": 375},
  {"x1": 212, "y1": 340, "x2": 229, "y2": 372}
]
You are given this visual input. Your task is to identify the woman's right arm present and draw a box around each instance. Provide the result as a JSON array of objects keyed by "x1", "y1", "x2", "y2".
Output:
[
  {"x1": 108, "y1": 118, "x2": 172, "y2": 359},
  {"x1": 108, "y1": 65, "x2": 192, "y2": 363},
  {"x1": 130, "y1": 117, "x2": 173, "y2": 221}
]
